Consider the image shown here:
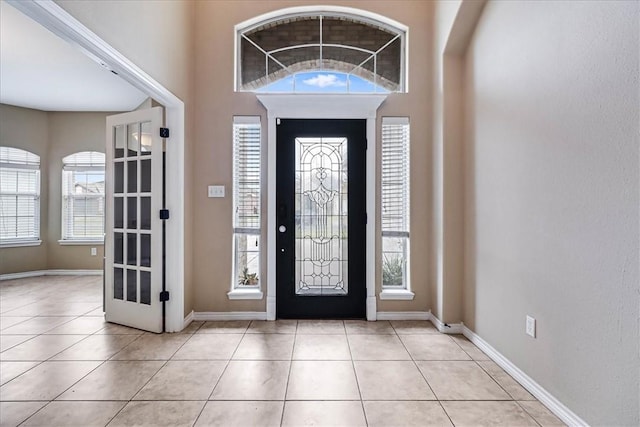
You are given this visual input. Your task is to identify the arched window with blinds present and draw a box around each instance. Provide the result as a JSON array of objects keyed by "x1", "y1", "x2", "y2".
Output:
[
  {"x1": 0, "y1": 147, "x2": 41, "y2": 245},
  {"x1": 61, "y1": 151, "x2": 105, "y2": 241}
]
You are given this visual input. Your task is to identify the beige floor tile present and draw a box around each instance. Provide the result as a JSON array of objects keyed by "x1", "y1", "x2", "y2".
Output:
[
  {"x1": 478, "y1": 361, "x2": 535, "y2": 400},
  {"x1": 95, "y1": 323, "x2": 145, "y2": 335},
  {"x1": 107, "y1": 401, "x2": 205, "y2": 427},
  {"x1": 0, "y1": 361, "x2": 100, "y2": 401},
  {"x1": 417, "y1": 361, "x2": 511, "y2": 400},
  {"x1": 82, "y1": 307, "x2": 105, "y2": 316},
  {"x1": 58, "y1": 360, "x2": 164, "y2": 400},
  {"x1": 399, "y1": 334, "x2": 472, "y2": 361},
  {"x1": 293, "y1": 334, "x2": 350, "y2": 360},
  {"x1": 0, "y1": 401, "x2": 47, "y2": 427},
  {"x1": 364, "y1": 401, "x2": 453, "y2": 426},
  {"x1": 211, "y1": 360, "x2": 290, "y2": 400},
  {"x1": 297, "y1": 320, "x2": 345, "y2": 334},
  {"x1": 234, "y1": 333, "x2": 295, "y2": 360},
  {"x1": 195, "y1": 401, "x2": 283, "y2": 427},
  {"x1": 134, "y1": 361, "x2": 226, "y2": 400},
  {"x1": 247, "y1": 320, "x2": 297, "y2": 334},
  {"x1": 0, "y1": 317, "x2": 32, "y2": 331},
  {"x1": 282, "y1": 401, "x2": 366, "y2": 427},
  {"x1": 197, "y1": 320, "x2": 250, "y2": 334},
  {"x1": 344, "y1": 320, "x2": 395, "y2": 334},
  {"x1": 0, "y1": 335, "x2": 34, "y2": 352},
  {"x1": 5, "y1": 302, "x2": 100, "y2": 317},
  {"x1": 450, "y1": 335, "x2": 491, "y2": 360},
  {"x1": 390, "y1": 320, "x2": 439, "y2": 334},
  {"x1": 0, "y1": 317, "x2": 76, "y2": 335},
  {"x1": 518, "y1": 401, "x2": 566, "y2": 426},
  {"x1": 354, "y1": 361, "x2": 435, "y2": 400},
  {"x1": 286, "y1": 360, "x2": 360, "y2": 400},
  {"x1": 0, "y1": 361, "x2": 39, "y2": 385},
  {"x1": 441, "y1": 401, "x2": 538, "y2": 426},
  {"x1": 180, "y1": 320, "x2": 204, "y2": 334},
  {"x1": 172, "y1": 333, "x2": 243, "y2": 360},
  {"x1": 43, "y1": 317, "x2": 107, "y2": 335},
  {"x1": 347, "y1": 334, "x2": 411, "y2": 360},
  {"x1": 52, "y1": 334, "x2": 139, "y2": 361},
  {"x1": 0, "y1": 335, "x2": 86, "y2": 361},
  {"x1": 110, "y1": 334, "x2": 189, "y2": 360},
  {"x1": 22, "y1": 401, "x2": 126, "y2": 427}
]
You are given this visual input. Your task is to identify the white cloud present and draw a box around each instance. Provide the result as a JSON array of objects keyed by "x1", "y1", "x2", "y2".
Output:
[{"x1": 302, "y1": 74, "x2": 347, "y2": 88}]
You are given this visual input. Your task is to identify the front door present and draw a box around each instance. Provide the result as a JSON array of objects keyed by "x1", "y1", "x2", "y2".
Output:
[
  {"x1": 276, "y1": 119, "x2": 366, "y2": 318},
  {"x1": 105, "y1": 107, "x2": 164, "y2": 333}
]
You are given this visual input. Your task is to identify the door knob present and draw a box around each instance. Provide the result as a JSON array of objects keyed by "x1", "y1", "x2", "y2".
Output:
[{"x1": 279, "y1": 225, "x2": 286, "y2": 233}]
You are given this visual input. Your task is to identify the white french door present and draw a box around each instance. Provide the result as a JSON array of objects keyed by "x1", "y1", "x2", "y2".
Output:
[{"x1": 105, "y1": 107, "x2": 164, "y2": 333}]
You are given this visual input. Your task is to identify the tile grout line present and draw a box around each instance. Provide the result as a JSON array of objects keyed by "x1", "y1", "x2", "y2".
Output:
[
  {"x1": 278, "y1": 319, "x2": 299, "y2": 426},
  {"x1": 343, "y1": 320, "x2": 370, "y2": 427}
]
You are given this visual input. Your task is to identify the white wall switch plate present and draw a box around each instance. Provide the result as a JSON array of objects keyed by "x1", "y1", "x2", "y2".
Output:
[
  {"x1": 90, "y1": 247, "x2": 97, "y2": 256},
  {"x1": 208, "y1": 185, "x2": 225, "y2": 198},
  {"x1": 526, "y1": 315, "x2": 536, "y2": 338}
]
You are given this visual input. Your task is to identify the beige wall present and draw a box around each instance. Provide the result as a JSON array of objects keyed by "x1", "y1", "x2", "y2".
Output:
[
  {"x1": 0, "y1": 104, "x2": 49, "y2": 274},
  {"x1": 55, "y1": 0, "x2": 196, "y2": 316},
  {"x1": 463, "y1": 1, "x2": 639, "y2": 425},
  {"x1": 192, "y1": 0, "x2": 434, "y2": 313},
  {"x1": 0, "y1": 105, "x2": 111, "y2": 274},
  {"x1": 47, "y1": 112, "x2": 109, "y2": 270}
]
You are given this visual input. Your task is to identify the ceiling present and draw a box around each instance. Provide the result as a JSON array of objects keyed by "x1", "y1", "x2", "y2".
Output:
[{"x1": 0, "y1": 1, "x2": 147, "y2": 112}]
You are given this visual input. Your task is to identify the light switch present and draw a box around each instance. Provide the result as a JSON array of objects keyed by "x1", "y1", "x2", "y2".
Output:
[{"x1": 208, "y1": 185, "x2": 225, "y2": 198}]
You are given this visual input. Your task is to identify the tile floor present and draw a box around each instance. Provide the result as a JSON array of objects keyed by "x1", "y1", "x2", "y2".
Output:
[{"x1": 0, "y1": 276, "x2": 565, "y2": 426}]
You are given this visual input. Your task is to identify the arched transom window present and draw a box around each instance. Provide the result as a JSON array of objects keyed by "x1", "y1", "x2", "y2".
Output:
[{"x1": 236, "y1": 8, "x2": 408, "y2": 93}]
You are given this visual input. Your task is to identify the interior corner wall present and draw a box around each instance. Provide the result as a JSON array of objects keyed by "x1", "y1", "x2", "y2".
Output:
[
  {"x1": 193, "y1": 0, "x2": 434, "y2": 314},
  {"x1": 463, "y1": 1, "x2": 639, "y2": 425},
  {"x1": 0, "y1": 104, "x2": 49, "y2": 274},
  {"x1": 46, "y1": 112, "x2": 111, "y2": 270}
]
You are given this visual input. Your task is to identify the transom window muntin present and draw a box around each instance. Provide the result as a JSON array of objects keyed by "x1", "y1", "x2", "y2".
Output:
[
  {"x1": 237, "y1": 11, "x2": 407, "y2": 93},
  {"x1": 0, "y1": 146, "x2": 41, "y2": 244},
  {"x1": 62, "y1": 151, "x2": 106, "y2": 241}
]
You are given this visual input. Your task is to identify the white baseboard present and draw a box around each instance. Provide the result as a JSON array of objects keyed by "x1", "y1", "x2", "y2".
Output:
[
  {"x1": 193, "y1": 311, "x2": 267, "y2": 321},
  {"x1": 376, "y1": 311, "x2": 431, "y2": 320},
  {"x1": 0, "y1": 269, "x2": 102, "y2": 281},
  {"x1": 183, "y1": 310, "x2": 194, "y2": 329},
  {"x1": 429, "y1": 314, "x2": 464, "y2": 334},
  {"x1": 462, "y1": 326, "x2": 588, "y2": 427}
]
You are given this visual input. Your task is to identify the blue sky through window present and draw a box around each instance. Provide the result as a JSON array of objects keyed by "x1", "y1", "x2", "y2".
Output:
[{"x1": 257, "y1": 71, "x2": 389, "y2": 93}]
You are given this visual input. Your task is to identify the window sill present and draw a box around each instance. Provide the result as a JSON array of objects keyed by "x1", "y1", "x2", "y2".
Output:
[
  {"x1": 227, "y1": 288, "x2": 263, "y2": 300},
  {"x1": 380, "y1": 289, "x2": 415, "y2": 300},
  {"x1": 0, "y1": 240, "x2": 42, "y2": 249},
  {"x1": 58, "y1": 240, "x2": 104, "y2": 246}
]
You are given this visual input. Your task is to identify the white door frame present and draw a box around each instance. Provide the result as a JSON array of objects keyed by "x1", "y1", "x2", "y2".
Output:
[
  {"x1": 257, "y1": 94, "x2": 386, "y2": 321},
  {"x1": 10, "y1": 0, "x2": 185, "y2": 332}
]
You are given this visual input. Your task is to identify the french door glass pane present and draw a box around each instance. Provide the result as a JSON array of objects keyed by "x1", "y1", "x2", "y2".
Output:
[
  {"x1": 140, "y1": 271, "x2": 151, "y2": 305},
  {"x1": 114, "y1": 197, "x2": 124, "y2": 229},
  {"x1": 127, "y1": 233, "x2": 137, "y2": 266},
  {"x1": 114, "y1": 267, "x2": 124, "y2": 300},
  {"x1": 114, "y1": 232, "x2": 123, "y2": 264},
  {"x1": 141, "y1": 159, "x2": 151, "y2": 192},
  {"x1": 294, "y1": 137, "x2": 348, "y2": 296},
  {"x1": 114, "y1": 163, "x2": 124, "y2": 194},
  {"x1": 127, "y1": 161, "x2": 137, "y2": 193},
  {"x1": 127, "y1": 269, "x2": 137, "y2": 302}
]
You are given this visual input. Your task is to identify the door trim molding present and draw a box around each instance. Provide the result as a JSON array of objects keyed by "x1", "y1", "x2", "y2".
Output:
[
  {"x1": 257, "y1": 94, "x2": 387, "y2": 321},
  {"x1": 10, "y1": 0, "x2": 186, "y2": 332}
]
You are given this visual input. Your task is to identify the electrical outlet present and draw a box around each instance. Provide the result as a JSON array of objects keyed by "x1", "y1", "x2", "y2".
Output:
[
  {"x1": 90, "y1": 247, "x2": 97, "y2": 256},
  {"x1": 526, "y1": 315, "x2": 536, "y2": 338}
]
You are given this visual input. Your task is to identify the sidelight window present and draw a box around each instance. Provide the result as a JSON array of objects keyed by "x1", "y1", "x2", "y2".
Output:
[
  {"x1": 381, "y1": 117, "x2": 410, "y2": 291},
  {"x1": 232, "y1": 117, "x2": 262, "y2": 292}
]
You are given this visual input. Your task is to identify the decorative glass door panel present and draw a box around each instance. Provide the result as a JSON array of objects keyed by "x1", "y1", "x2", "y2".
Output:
[
  {"x1": 277, "y1": 119, "x2": 366, "y2": 319},
  {"x1": 105, "y1": 107, "x2": 163, "y2": 333},
  {"x1": 295, "y1": 137, "x2": 348, "y2": 296}
]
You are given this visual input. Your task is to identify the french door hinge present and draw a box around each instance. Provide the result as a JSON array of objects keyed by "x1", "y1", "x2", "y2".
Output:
[
  {"x1": 159, "y1": 209, "x2": 170, "y2": 220},
  {"x1": 159, "y1": 291, "x2": 170, "y2": 302},
  {"x1": 160, "y1": 127, "x2": 170, "y2": 138}
]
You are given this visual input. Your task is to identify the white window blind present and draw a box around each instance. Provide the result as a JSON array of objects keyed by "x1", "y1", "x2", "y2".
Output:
[
  {"x1": 62, "y1": 151, "x2": 105, "y2": 241},
  {"x1": 0, "y1": 147, "x2": 40, "y2": 243},
  {"x1": 381, "y1": 117, "x2": 410, "y2": 289},
  {"x1": 232, "y1": 117, "x2": 261, "y2": 289}
]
